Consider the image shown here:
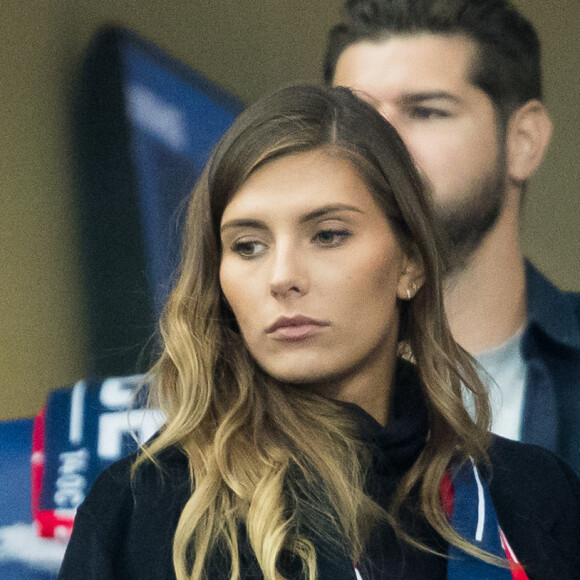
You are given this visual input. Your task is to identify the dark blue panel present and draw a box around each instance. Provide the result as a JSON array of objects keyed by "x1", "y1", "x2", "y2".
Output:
[
  {"x1": 0, "y1": 420, "x2": 56, "y2": 578},
  {"x1": 0, "y1": 419, "x2": 33, "y2": 526},
  {"x1": 120, "y1": 37, "x2": 242, "y2": 314}
]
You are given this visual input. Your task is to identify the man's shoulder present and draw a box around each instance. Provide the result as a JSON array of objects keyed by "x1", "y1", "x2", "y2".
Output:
[
  {"x1": 525, "y1": 260, "x2": 580, "y2": 349},
  {"x1": 526, "y1": 260, "x2": 580, "y2": 305}
]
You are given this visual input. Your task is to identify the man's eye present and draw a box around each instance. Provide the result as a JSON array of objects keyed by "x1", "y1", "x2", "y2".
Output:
[
  {"x1": 313, "y1": 229, "x2": 351, "y2": 246},
  {"x1": 231, "y1": 240, "x2": 265, "y2": 257},
  {"x1": 410, "y1": 107, "x2": 450, "y2": 120}
]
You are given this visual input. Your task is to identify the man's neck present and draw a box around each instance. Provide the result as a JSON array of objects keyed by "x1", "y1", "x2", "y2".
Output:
[{"x1": 444, "y1": 195, "x2": 527, "y2": 354}]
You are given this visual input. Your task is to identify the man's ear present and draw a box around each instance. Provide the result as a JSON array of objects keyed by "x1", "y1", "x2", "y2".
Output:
[
  {"x1": 506, "y1": 100, "x2": 552, "y2": 183},
  {"x1": 396, "y1": 251, "x2": 425, "y2": 301}
]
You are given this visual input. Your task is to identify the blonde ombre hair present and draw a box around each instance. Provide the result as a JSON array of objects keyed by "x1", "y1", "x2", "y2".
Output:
[{"x1": 134, "y1": 85, "x2": 493, "y2": 579}]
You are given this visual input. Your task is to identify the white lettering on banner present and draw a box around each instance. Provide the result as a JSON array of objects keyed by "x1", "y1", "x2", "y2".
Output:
[
  {"x1": 97, "y1": 409, "x2": 165, "y2": 460},
  {"x1": 99, "y1": 375, "x2": 144, "y2": 410},
  {"x1": 69, "y1": 380, "x2": 87, "y2": 445},
  {"x1": 54, "y1": 449, "x2": 89, "y2": 509}
]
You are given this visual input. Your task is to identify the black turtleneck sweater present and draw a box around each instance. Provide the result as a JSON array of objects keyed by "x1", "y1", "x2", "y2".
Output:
[{"x1": 58, "y1": 363, "x2": 580, "y2": 579}]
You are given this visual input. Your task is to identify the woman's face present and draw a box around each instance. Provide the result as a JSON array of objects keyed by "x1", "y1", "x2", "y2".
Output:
[{"x1": 219, "y1": 149, "x2": 417, "y2": 402}]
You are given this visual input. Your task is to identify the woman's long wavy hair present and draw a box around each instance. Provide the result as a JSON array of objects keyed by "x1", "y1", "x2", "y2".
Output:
[{"x1": 134, "y1": 84, "x2": 493, "y2": 579}]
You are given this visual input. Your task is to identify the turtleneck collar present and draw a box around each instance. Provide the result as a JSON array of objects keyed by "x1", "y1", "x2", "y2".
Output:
[{"x1": 340, "y1": 358, "x2": 429, "y2": 475}]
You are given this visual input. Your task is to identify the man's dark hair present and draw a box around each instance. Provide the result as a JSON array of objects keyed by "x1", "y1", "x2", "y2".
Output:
[{"x1": 324, "y1": 0, "x2": 542, "y2": 121}]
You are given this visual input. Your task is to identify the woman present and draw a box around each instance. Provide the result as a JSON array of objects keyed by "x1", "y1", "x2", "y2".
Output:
[{"x1": 58, "y1": 85, "x2": 579, "y2": 580}]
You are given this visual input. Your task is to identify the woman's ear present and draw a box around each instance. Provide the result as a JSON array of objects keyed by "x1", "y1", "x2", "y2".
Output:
[
  {"x1": 506, "y1": 100, "x2": 552, "y2": 183},
  {"x1": 396, "y1": 251, "x2": 425, "y2": 301}
]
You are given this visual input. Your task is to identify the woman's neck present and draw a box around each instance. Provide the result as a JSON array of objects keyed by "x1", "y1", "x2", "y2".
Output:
[{"x1": 315, "y1": 353, "x2": 398, "y2": 427}]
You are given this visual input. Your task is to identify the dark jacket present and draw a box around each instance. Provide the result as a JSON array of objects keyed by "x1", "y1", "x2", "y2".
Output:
[
  {"x1": 58, "y1": 362, "x2": 580, "y2": 580},
  {"x1": 522, "y1": 261, "x2": 580, "y2": 473}
]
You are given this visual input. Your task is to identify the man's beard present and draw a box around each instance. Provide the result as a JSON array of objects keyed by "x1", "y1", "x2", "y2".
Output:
[{"x1": 434, "y1": 157, "x2": 507, "y2": 271}]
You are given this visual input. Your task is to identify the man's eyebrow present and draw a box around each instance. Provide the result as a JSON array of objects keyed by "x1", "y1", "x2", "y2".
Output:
[
  {"x1": 399, "y1": 91, "x2": 462, "y2": 105},
  {"x1": 220, "y1": 204, "x2": 363, "y2": 234}
]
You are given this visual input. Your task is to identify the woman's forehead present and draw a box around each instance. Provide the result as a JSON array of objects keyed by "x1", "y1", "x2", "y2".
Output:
[{"x1": 220, "y1": 149, "x2": 385, "y2": 225}]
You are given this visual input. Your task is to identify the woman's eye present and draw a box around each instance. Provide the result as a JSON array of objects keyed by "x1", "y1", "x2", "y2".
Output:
[
  {"x1": 313, "y1": 229, "x2": 351, "y2": 247},
  {"x1": 231, "y1": 240, "x2": 265, "y2": 258}
]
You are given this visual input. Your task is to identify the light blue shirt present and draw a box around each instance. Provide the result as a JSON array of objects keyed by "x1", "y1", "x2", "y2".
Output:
[{"x1": 475, "y1": 328, "x2": 526, "y2": 441}]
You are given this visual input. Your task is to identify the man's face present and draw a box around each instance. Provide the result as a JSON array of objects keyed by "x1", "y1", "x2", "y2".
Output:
[{"x1": 333, "y1": 34, "x2": 508, "y2": 263}]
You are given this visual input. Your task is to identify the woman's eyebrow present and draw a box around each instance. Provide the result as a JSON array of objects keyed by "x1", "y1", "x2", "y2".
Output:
[
  {"x1": 220, "y1": 218, "x2": 267, "y2": 234},
  {"x1": 220, "y1": 204, "x2": 363, "y2": 234},
  {"x1": 300, "y1": 203, "x2": 363, "y2": 223}
]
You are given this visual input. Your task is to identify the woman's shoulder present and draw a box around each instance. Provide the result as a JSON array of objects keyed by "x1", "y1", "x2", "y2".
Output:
[
  {"x1": 487, "y1": 436, "x2": 580, "y2": 576},
  {"x1": 59, "y1": 445, "x2": 190, "y2": 578},
  {"x1": 83, "y1": 443, "x2": 190, "y2": 512},
  {"x1": 488, "y1": 435, "x2": 579, "y2": 497},
  {"x1": 71, "y1": 444, "x2": 190, "y2": 549},
  {"x1": 488, "y1": 435, "x2": 579, "y2": 520}
]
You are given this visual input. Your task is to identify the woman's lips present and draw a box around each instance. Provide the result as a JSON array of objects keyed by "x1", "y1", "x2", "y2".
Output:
[{"x1": 266, "y1": 316, "x2": 329, "y2": 340}]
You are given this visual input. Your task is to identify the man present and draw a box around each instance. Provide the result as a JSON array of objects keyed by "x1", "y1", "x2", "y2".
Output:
[{"x1": 324, "y1": 0, "x2": 580, "y2": 472}]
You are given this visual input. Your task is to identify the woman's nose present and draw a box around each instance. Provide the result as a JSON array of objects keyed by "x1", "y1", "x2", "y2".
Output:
[{"x1": 269, "y1": 246, "x2": 308, "y2": 299}]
